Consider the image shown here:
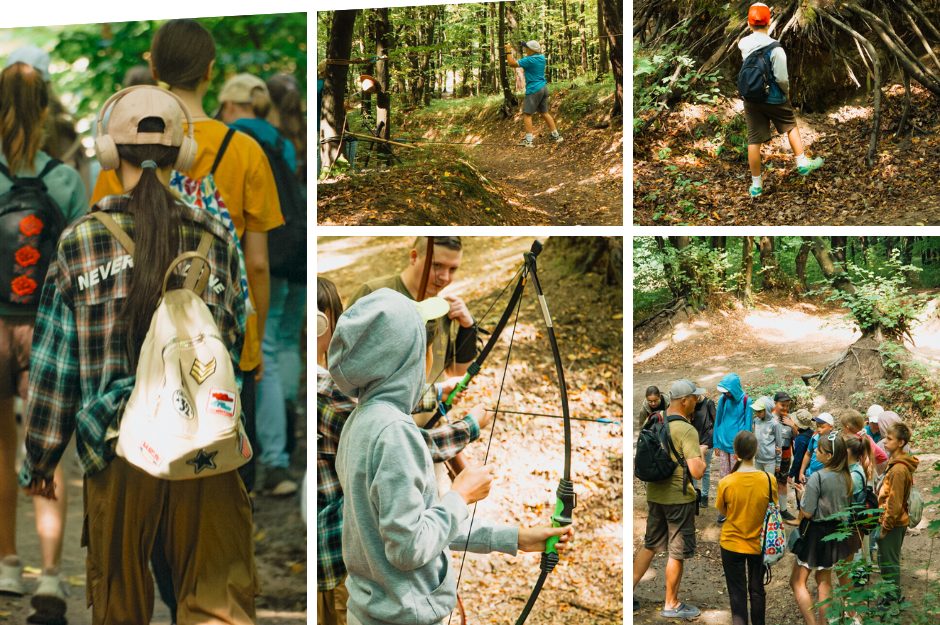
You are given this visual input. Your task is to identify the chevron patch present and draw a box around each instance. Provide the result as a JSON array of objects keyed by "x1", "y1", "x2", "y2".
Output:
[{"x1": 190, "y1": 357, "x2": 217, "y2": 384}]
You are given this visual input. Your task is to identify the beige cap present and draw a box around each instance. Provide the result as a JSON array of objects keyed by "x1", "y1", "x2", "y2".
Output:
[
  {"x1": 105, "y1": 87, "x2": 185, "y2": 147},
  {"x1": 218, "y1": 73, "x2": 268, "y2": 103}
]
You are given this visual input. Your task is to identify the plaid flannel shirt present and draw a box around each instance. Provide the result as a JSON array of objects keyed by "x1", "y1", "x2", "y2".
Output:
[
  {"x1": 316, "y1": 371, "x2": 480, "y2": 591},
  {"x1": 18, "y1": 195, "x2": 245, "y2": 487}
]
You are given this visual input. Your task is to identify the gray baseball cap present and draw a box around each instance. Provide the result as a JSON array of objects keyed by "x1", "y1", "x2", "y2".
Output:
[{"x1": 671, "y1": 379, "x2": 706, "y2": 399}]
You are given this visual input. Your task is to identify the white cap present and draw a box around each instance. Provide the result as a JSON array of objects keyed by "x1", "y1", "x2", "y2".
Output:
[
  {"x1": 866, "y1": 404, "x2": 884, "y2": 422},
  {"x1": 522, "y1": 40, "x2": 542, "y2": 53},
  {"x1": 717, "y1": 385, "x2": 729, "y2": 393},
  {"x1": 814, "y1": 413, "x2": 835, "y2": 426},
  {"x1": 6, "y1": 46, "x2": 51, "y2": 82}
]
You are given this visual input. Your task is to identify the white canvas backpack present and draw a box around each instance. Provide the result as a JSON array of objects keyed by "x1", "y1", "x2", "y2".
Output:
[{"x1": 91, "y1": 212, "x2": 252, "y2": 480}]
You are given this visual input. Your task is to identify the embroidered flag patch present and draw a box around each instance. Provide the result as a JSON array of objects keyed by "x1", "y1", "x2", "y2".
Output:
[
  {"x1": 207, "y1": 388, "x2": 237, "y2": 418},
  {"x1": 237, "y1": 432, "x2": 252, "y2": 459},
  {"x1": 139, "y1": 441, "x2": 163, "y2": 467}
]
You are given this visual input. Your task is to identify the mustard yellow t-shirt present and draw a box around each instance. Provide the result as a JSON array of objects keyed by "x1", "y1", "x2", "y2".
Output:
[
  {"x1": 716, "y1": 470, "x2": 778, "y2": 554},
  {"x1": 91, "y1": 120, "x2": 283, "y2": 371}
]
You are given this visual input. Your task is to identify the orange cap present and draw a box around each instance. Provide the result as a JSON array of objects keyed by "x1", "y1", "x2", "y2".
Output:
[{"x1": 748, "y1": 3, "x2": 771, "y2": 25}]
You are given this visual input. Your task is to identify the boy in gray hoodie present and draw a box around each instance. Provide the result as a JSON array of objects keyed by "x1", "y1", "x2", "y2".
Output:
[
  {"x1": 749, "y1": 396, "x2": 782, "y2": 474},
  {"x1": 330, "y1": 288, "x2": 572, "y2": 625},
  {"x1": 739, "y1": 3, "x2": 822, "y2": 198}
]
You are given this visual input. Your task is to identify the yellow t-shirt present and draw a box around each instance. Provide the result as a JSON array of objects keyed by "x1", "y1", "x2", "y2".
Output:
[
  {"x1": 716, "y1": 470, "x2": 778, "y2": 554},
  {"x1": 91, "y1": 120, "x2": 283, "y2": 371}
]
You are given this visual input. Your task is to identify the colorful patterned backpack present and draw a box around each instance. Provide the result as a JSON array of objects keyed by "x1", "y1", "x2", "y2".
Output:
[
  {"x1": 170, "y1": 127, "x2": 253, "y2": 318},
  {"x1": 760, "y1": 471, "x2": 786, "y2": 581}
]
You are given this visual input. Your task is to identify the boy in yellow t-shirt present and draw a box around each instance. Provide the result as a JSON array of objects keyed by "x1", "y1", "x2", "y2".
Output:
[{"x1": 716, "y1": 430, "x2": 776, "y2": 625}]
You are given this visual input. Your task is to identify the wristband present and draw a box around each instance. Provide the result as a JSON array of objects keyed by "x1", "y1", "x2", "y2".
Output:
[{"x1": 455, "y1": 323, "x2": 478, "y2": 363}]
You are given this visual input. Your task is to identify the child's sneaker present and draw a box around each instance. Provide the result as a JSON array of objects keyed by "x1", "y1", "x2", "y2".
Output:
[
  {"x1": 749, "y1": 184, "x2": 763, "y2": 198},
  {"x1": 0, "y1": 556, "x2": 24, "y2": 596},
  {"x1": 517, "y1": 138, "x2": 534, "y2": 148},
  {"x1": 797, "y1": 157, "x2": 823, "y2": 176},
  {"x1": 549, "y1": 134, "x2": 563, "y2": 144},
  {"x1": 29, "y1": 573, "x2": 69, "y2": 623}
]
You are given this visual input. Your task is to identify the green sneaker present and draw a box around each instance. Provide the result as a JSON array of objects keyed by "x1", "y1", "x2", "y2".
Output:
[
  {"x1": 749, "y1": 184, "x2": 763, "y2": 198},
  {"x1": 797, "y1": 156, "x2": 823, "y2": 176}
]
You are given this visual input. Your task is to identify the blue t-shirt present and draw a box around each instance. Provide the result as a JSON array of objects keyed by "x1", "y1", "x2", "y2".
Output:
[
  {"x1": 517, "y1": 54, "x2": 547, "y2": 94},
  {"x1": 805, "y1": 433, "x2": 825, "y2": 478}
]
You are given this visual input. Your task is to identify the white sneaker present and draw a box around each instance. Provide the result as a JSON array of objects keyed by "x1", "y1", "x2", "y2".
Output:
[
  {"x1": 549, "y1": 134, "x2": 563, "y2": 144},
  {"x1": 0, "y1": 556, "x2": 24, "y2": 596},
  {"x1": 31, "y1": 573, "x2": 69, "y2": 621}
]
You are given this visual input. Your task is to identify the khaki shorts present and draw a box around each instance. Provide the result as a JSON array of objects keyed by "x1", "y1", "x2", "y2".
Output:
[
  {"x1": 645, "y1": 500, "x2": 697, "y2": 560},
  {"x1": 744, "y1": 99, "x2": 797, "y2": 145},
  {"x1": 83, "y1": 458, "x2": 259, "y2": 624}
]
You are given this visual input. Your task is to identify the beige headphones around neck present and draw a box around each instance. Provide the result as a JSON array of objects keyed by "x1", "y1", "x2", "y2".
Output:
[{"x1": 94, "y1": 85, "x2": 197, "y2": 173}]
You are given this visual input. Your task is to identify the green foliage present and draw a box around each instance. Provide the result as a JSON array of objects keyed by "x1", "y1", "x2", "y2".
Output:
[
  {"x1": 708, "y1": 112, "x2": 748, "y2": 160},
  {"x1": 875, "y1": 341, "x2": 940, "y2": 422},
  {"x1": 633, "y1": 40, "x2": 722, "y2": 133},
  {"x1": 664, "y1": 240, "x2": 739, "y2": 306},
  {"x1": 745, "y1": 371, "x2": 816, "y2": 409},
  {"x1": 808, "y1": 251, "x2": 931, "y2": 341},
  {"x1": 2, "y1": 14, "x2": 305, "y2": 154}
]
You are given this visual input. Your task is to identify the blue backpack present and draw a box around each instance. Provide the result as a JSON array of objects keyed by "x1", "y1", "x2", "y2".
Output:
[{"x1": 738, "y1": 42, "x2": 781, "y2": 103}]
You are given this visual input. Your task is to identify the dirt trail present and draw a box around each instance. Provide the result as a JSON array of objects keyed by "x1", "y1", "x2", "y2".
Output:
[
  {"x1": 464, "y1": 118, "x2": 624, "y2": 225},
  {"x1": 632, "y1": 298, "x2": 940, "y2": 623}
]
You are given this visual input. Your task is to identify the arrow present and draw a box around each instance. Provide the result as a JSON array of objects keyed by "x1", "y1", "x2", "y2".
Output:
[{"x1": 485, "y1": 408, "x2": 619, "y2": 424}]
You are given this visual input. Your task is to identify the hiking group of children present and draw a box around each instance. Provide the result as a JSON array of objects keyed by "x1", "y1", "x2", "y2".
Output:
[
  {"x1": 635, "y1": 375, "x2": 921, "y2": 625},
  {"x1": 0, "y1": 18, "x2": 307, "y2": 624},
  {"x1": 316, "y1": 238, "x2": 573, "y2": 625}
]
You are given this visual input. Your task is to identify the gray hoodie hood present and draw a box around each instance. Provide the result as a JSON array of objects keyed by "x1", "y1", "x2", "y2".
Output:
[{"x1": 329, "y1": 288, "x2": 426, "y2": 413}]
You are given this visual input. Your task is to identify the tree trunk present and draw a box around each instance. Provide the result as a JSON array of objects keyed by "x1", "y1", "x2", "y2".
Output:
[
  {"x1": 831, "y1": 235, "x2": 848, "y2": 267},
  {"x1": 320, "y1": 10, "x2": 358, "y2": 171},
  {"x1": 710, "y1": 236, "x2": 726, "y2": 251},
  {"x1": 602, "y1": 0, "x2": 623, "y2": 117},
  {"x1": 795, "y1": 239, "x2": 811, "y2": 291},
  {"x1": 498, "y1": 2, "x2": 520, "y2": 115},
  {"x1": 374, "y1": 8, "x2": 392, "y2": 165},
  {"x1": 505, "y1": 2, "x2": 526, "y2": 92},
  {"x1": 562, "y1": 0, "x2": 575, "y2": 79},
  {"x1": 597, "y1": 0, "x2": 608, "y2": 75},
  {"x1": 759, "y1": 236, "x2": 781, "y2": 291},
  {"x1": 578, "y1": 0, "x2": 588, "y2": 74},
  {"x1": 806, "y1": 236, "x2": 856, "y2": 295},
  {"x1": 489, "y1": 3, "x2": 498, "y2": 92},
  {"x1": 667, "y1": 236, "x2": 693, "y2": 302},
  {"x1": 479, "y1": 8, "x2": 489, "y2": 93},
  {"x1": 739, "y1": 236, "x2": 754, "y2": 303}
]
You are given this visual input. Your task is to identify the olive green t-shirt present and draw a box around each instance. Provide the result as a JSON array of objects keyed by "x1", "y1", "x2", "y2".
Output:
[
  {"x1": 346, "y1": 274, "x2": 455, "y2": 393},
  {"x1": 646, "y1": 415, "x2": 702, "y2": 505}
]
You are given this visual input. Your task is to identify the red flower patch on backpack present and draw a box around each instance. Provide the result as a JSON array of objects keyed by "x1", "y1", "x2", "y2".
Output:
[
  {"x1": 15, "y1": 246, "x2": 39, "y2": 267},
  {"x1": 19, "y1": 216, "x2": 43, "y2": 237},
  {"x1": 11, "y1": 276, "x2": 37, "y2": 296}
]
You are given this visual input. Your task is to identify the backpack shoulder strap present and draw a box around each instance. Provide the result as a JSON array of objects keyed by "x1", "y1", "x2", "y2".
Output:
[
  {"x1": 37, "y1": 158, "x2": 63, "y2": 180},
  {"x1": 182, "y1": 231, "x2": 215, "y2": 296},
  {"x1": 89, "y1": 211, "x2": 135, "y2": 257},
  {"x1": 211, "y1": 128, "x2": 238, "y2": 176},
  {"x1": 0, "y1": 161, "x2": 11, "y2": 181}
]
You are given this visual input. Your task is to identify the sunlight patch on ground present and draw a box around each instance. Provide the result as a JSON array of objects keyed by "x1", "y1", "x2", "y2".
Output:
[
  {"x1": 742, "y1": 310, "x2": 858, "y2": 342},
  {"x1": 635, "y1": 339, "x2": 672, "y2": 363},
  {"x1": 828, "y1": 105, "x2": 871, "y2": 124}
]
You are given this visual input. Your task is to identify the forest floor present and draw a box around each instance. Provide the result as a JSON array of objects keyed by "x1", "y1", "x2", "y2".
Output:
[
  {"x1": 3, "y1": 375, "x2": 308, "y2": 623},
  {"x1": 318, "y1": 236, "x2": 624, "y2": 623},
  {"x1": 317, "y1": 79, "x2": 624, "y2": 226},
  {"x1": 633, "y1": 83, "x2": 940, "y2": 225},
  {"x1": 632, "y1": 293, "x2": 940, "y2": 623}
]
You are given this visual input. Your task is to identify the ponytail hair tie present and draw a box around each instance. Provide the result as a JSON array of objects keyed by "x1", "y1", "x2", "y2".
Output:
[{"x1": 141, "y1": 160, "x2": 158, "y2": 170}]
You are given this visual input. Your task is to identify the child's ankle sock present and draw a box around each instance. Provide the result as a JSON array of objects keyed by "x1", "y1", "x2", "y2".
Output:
[
  {"x1": 796, "y1": 154, "x2": 809, "y2": 167},
  {"x1": 752, "y1": 175, "x2": 762, "y2": 188},
  {"x1": 526, "y1": 133, "x2": 533, "y2": 142},
  {"x1": 551, "y1": 130, "x2": 559, "y2": 137}
]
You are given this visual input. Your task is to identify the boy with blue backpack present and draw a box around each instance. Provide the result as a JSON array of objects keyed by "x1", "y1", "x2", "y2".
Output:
[{"x1": 738, "y1": 3, "x2": 823, "y2": 198}]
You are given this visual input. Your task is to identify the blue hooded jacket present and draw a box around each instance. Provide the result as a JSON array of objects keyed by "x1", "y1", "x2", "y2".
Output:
[{"x1": 713, "y1": 373, "x2": 753, "y2": 455}]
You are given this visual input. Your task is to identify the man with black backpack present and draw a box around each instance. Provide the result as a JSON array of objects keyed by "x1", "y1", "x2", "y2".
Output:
[
  {"x1": 738, "y1": 3, "x2": 823, "y2": 198},
  {"x1": 633, "y1": 379, "x2": 707, "y2": 619}
]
